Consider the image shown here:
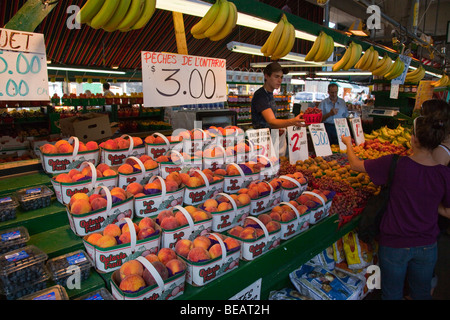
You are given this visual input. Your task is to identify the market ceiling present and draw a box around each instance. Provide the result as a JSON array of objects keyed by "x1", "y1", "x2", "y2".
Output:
[{"x1": 1, "y1": 0, "x2": 325, "y2": 77}]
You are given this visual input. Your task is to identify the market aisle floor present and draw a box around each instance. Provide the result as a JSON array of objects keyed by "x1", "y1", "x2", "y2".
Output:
[{"x1": 365, "y1": 231, "x2": 450, "y2": 300}]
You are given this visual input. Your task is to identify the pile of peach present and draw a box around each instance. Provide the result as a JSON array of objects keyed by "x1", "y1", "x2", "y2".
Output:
[
  {"x1": 53, "y1": 163, "x2": 117, "y2": 183},
  {"x1": 85, "y1": 217, "x2": 158, "y2": 248},
  {"x1": 40, "y1": 139, "x2": 99, "y2": 154},
  {"x1": 198, "y1": 193, "x2": 251, "y2": 213},
  {"x1": 124, "y1": 171, "x2": 183, "y2": 197},
  {"x1": 118, "y1": 248, "x2": 186, "y2": 293},
  {"x1": 237, "y1": 179, "x2": 282, "y2": 200},
  {"x1": 205, "y1": 125, "x2": 244, "y2": 138},
  {"x1": 173, "y1": 168, "x2": 222, "y2": 188},
  {"x1": 156, "y1": 206, "x2": 210, "y2": 230},
  {"x1": 117, "y1": 155, "x2": 158, "y2": 174},
  {"x1": 175, "y1": 234, "x2": 240, "y2": 263},
  {"x1": 228, "y1": 214, "x2": 281, "y2": 240},
  {"x1": 144, "y1": 134, "x2": 180, "y2": 144},
  {"x1": 154, "y1": 151, "x2": 196, "y2": 164},
  {"x1": 99, "y1": 136, "x2": 144, "y2": 150},
  {"x1": 269, "y1": 202, "x2": 309, "y2": 222},
  {"x1": 69, "y1": 187, "x2": 129, "y2": 215},
  {"x1": 280, "y1": 172, "x2": 307, "y2": 188},
  {"x1": 296, "y1": 189, "x2": 331, "y2": 209}
]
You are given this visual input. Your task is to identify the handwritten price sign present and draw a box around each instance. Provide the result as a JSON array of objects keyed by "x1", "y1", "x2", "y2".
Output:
[
  {"x1": 0, "y1": 29, "x2": 49, "y2": 101},
  {"x1": 308, "y1": 123, "x2": 332, "y2": 157},
  {"x1": 349, "y1": 117, "x2": 365, "y2": 146},
  {"x1": 141, "y1": 51, "x2": 227, "y2": 107},
  {"x1": 246, "y1": 128, "x2": 275, "y2": 159},
  {"x1": 287, "y1": 126, "x2": 308, "y2": 164},
  {"x1": 334, "y1": 118, "x2": 351, "y2": 151}
]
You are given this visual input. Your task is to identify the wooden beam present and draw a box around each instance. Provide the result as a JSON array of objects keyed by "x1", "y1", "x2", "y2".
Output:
[
  {"x1": 4, "y1": 0, "x2": 59, "y2": 32},
  {"x1": 172, "y1": 11, "x2": 188, "y2": 55}
]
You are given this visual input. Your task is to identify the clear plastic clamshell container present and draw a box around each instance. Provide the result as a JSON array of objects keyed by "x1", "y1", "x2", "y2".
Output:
[
  {"x1": 76, "y1": 287, "x2": 115, "y2": 300},
  {"x1": 0, "y1": 226, "x2": 30, "y2": 255},
  {"x1": 14, "y1": 185, "x2": 53, "y2": 211},
  {"x1": 0, "y1": 195, "x2": 19, "y2": 222},
  {"x1": 19, "y1": 284, "x2": 69, "y2": 300},
  {"x1": 46, "y1": 250, "x2": 93, "y2": 286}
]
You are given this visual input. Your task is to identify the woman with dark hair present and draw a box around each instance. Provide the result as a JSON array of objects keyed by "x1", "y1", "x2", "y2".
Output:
[{"x1": 341, "y1": 113, "x2": 450, "y2": 300}]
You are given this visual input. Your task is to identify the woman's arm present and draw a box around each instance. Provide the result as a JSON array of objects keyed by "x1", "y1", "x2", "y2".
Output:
[
  {"x1": 261, "y1": 108, "x2": 305, "y2": 129},
  {"x1": 438, "y1": 203, "x2": 450, "y2": 219},
  {"x1": 341, "y1": 135, "x2": 366, "y2": 172}
]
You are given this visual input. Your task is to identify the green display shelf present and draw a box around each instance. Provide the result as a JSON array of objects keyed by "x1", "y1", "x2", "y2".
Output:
[{"x1": 0, "y1": 171, "x2": 52, "y2": 197}]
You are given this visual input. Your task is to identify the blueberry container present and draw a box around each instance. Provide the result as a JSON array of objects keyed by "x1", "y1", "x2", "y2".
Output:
[
  {"x1": 0, "y1": 195, "x2": 19, "y2": 222},
  {"x1": 0, "y1": 245, "x2": 48, "y2": 294},
  {"x1": 0, "y1": 226, "x2": 30, "y2": 255},
  {"x1": 1, "y1": 266, "x2": 50, "y2": 300},
  {"x1": 14, "y1": 185, "x2": 53, "y2": 211},
  {"x1": 19, "y1": 284, "x2": 69, "y2": 300},
  {"x1": 76, "y1": 287, "x2": 115, "y2": 300},
  {"x1": 46, "y1": 250, "x2": 93, "y2": 287}
]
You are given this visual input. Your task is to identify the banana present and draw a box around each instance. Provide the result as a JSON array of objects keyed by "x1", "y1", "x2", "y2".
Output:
[
  {"x1": 76, "y1": 0, "x2": 106, "y2": 25},
  {"x1": 332, "y1": 44, "x2": 352, "y2": 72},
  {"x1": 102, "y1": 0, "x2": 132, "y2": 31},
  {"x1": 405, "y1": 66, "x2": 425, "y2": 83},
  {"x1": 271, "y1": 18, "x2": 291, "y2": 59},
  {"x1": 343, "y1": 42, "x2": 362, "y2": 70},
  {"x1": 355, "y1": 46, "x2": 372, "y2": 70},
  {"x1": 384, "y1": 57, "x2": 405, "y2": 80},
  {"x1": 264, "y1": 15, "x2": 286, "y2": 57},
  {"x1": 90, "y1": 0, "x2": 120, "y2": 29},
  {"x1": 131, "y1": 0, "x2": 156, "y2": 30},
  {"x1": 191, "y1": 0, "x2": 221, "y2": 36},
  {"x1": 431, "y1": 74, "x2": 449, "y2": 87},
  {"x1": 367, "y1": 48, "x2": 379, "y2": 71},
  {"x1": 117, "y1": 0, "x2": 145, "y2": 31},
  {"x1": 314, "y1": 32, "x2": 332, "y2": 62},
  {"x1": 275, "y1": 22, "x2": 296, "y2": 59},
  {"x1": 305, "y1": 32, "x2": 324, "y2": 61},
  {"x1": 209, "y1": 1, "x2": 237, "y2": 41},
  {"x1": 372, "y1": 55, "x2": 392, "y2": 76},
  {"x1": 204, "y1": 0, "x2": 230, "y2": 38}
]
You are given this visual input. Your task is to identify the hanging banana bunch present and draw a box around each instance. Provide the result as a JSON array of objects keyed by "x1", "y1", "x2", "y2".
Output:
[
  {"x1": 383, "y1": 56, "x2": 405, "y2": 80},
  {"x1": 431, "y1": 74, "x2": 449, "y2": 87},
  {"x1": 190, "y1": 0, "x2": 238, "y2": 41},
  {"x1": 371, "y1": 55, "x2": 393, "y2": 77},
  {"x1": 354, "y1": 46, "x2": 379, "y2": 71},
  {"x1": 404, "y1": 65, "x2": 426, "y2": 83},
  {"x1": 259, "y1": 14, "x2": 296, "y2": 60},
  {"x1": 304, "y1": 31, "x2": 335, "y2": 62}
]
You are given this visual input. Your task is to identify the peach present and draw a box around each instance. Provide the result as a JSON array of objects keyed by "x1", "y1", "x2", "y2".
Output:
[
  {"x1": 103, "y1": 223, "x2": 121, "y2": 238},
  {"x1": 217, "y1": 202, "x2": 232, "y2": 212},
  {"x1": 86, "y1": 233, "x2": 103, "y2": 246},
  {"x1": 119, "y1": 274, "x2": 146, "y2": 293},
  {"x1": 237, "y1": 193, "x2": 251, "y2": 206},
  {"x1": 70, "y1": 199, "x2": 92, "y2": 215},
  {"x1": 144, "y1": 253, "x2": 160, "y2": 263},
  {"x1": 96, "y1": 163, "x2": 110, "y2": 173},
  {"x1": 118, "y1": 163, "x2": 134, "y2": 174},
  {"x1": 247, "y1": 188, "x2": 259, "y2": 199},
  {"x1": 183, "y1": 206, "x2": 197, "y2": 215},
  {"x1": 121, "y1": 222, "x2": 139, "y2": 234},
  {"x1": 272, "y1": 205, "x2": 284, "y2": 213},
  {"x1": 120, "y1": 260, "x2": 144, "y2": 280},
  {"x1": 155, "y1": 155, "x2": 169, "y2": 162},
  {"x1": 91, "y1": 197, "x2": 108, "y2": 211},
  {"x1": 78, "y1": 142, "x2": 88, "y2": 152},
  {"x1": 86, "y1": 141, "x2": 99, "y2": 150},
  {"x1": 139, "y1": 155, "x2": 152, "y2": 163},
  {"x1": 143, "y1": 159, "x2": 158, "y2": 170},
  {"x1": 111, "y1": 187, "x2": 127, "y2": 196},
  {"x1": 192, "y1": 210, "x2": 209, "y2": 222},
  {"x1": 138, "y1": 217, "x2": 155, "y2": 230},
  {"x1": 89, "y1": 193, "x2": 102, "y2": 203},
  {"x1": 157, "y1": 248, "x2": 177, "y2": 266},
  {"x1": 175, "y1": 239, "x2": 193, "y2": 258},
  {"x1": 96, "y1": 235, "x2": 117, "y2": 248},
  {"x1": 266, "y1": 220, "x2": 281, "y2": 232},
  {"x1": 119, "y1": 232, "x2": 132, "y2": 244},
  {"x1": 269, "y1": 211, "x2": 282, "y2": 221},
  {"x1": 166, "y1": 172, "x2": 182, "y2": 186},
  {"x1": 58, "y1": 143, "x2": 74, "y2": 154},
  {"x1": 239, "y1": 227, "x2": 257, "y2": 239},
  {"x1": 208, "y1": 243, "x2": 222, "y2": 259},
  {"x1": 281, "y1": 211, "x2": 296, "y2": 222},
  {"x1": 214, "y1": 168, "x2": 227, "y2": 176},
  {"x1": 174, "y1": 211, "x2": 189, "y2": 227},
  {"x1": 193, "y1": 236, "x2": 211, "y2": 251},
  {"x1": 132, "y1": 137, "x2": 143, "y2": 147},
  {"x1": 187, "y1": 247, "x2": 211, "y2": 262},
  {"x1": 102, "y1": 169, "x2": 117, "y2": 177},
  {"x1": 165, "y1": 180, "x2": 179, "y2": 192},
  {"x1": 186, "y1": 176, "x2": 203, "y2": 188},
  {"x1": 160, "y1": 216, "x2": 179, "y2": 230},
  {"x1": 116, "y1": 138, "x2": 130, "y2": 149},
  {"x1": 69, "y1": 193, "x2": 90, "y2": 206},
  {"x1": 54, "y1": 140, "x2": 69, "y2": 150},
  {"x1": 55, "y1": 173, "x2": 73, "y2": 183},
  {"x1": 228, "y1": 225, "x2": 244, "y2": 237},
  {"x1": 71, "y1": 173, "x2": 87, "y2": 182},
  {"x1": 180, "y1": 173, "x2": 190, "y2": 185},
  {"x1": 203, "y1": 199, "x2": 218, "y2": 208},
  {"x1": 156, "y1": 210, "x2": 173, "y2": 225},
  {"x1": 144, "y1": 181, "x2": 162, "y2": 194},
  {"x1": 103, "y1": 139, "x2": 118, "y2": 150},
  {"x1": 40, "y1": 143, "x2": 58, "y2": 154},
  {"x1": 257, "y1": 213, "x2": 272, "y2": 225},
  {"x1": 297, "y1": 205, "x2": 309, "y2": 215},
  {"x1": 68, "y1": 169, "x2": 81, "y2": 178},
  {"x1": 126, "y1": 182, "x2": 144, "y2": 195},
  {"x1": 142, "y1": 261, "x2": 168, "y2": 286},
  {"x1": 137, "y1": 227, "x2": 156, "y2": 240},
  {"x1": 166, "y1": 259, "x2": 186, "y2": 276},
  {"x1": 224, "y1": 237, "x2": 240, "y2": 251}
]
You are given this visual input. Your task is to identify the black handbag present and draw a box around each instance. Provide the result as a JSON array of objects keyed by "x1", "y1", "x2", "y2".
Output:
[{"x1": 357, "y1": 154, "x2": 399, "y2": 243}]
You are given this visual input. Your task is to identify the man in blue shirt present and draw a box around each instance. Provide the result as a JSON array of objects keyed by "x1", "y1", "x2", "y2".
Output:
[
  {"x1": 251, "y1": 62, "x2": 304, "y2": 129},
  {"x1": 318, "y1": 83, "x2": 349, "y2": 145}
]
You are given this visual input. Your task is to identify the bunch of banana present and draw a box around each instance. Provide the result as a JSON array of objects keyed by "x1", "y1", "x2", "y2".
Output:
[
  {"x1": 190, "y1": 0, "x2": 238, "y2": 41},
  {"x1": 332, "y1": 42, "x2": 362, "y2": 71},
  {"x1": 372, "y1": 54, "x2": 393, "y2": 77},
  {"x1": 384, "y1": 56, "x2": 405, "y2": 80},
  {"x1": 364, "y1": 125, "x2": 412, "y2": 148},
  {"x1": 404, "y1": 65, "x2": 426, "y2": 83},
  {"x1": 354, "y1": 46, "x2": 379, "y2": 71},
  {"x1": 260, "y1": 14, "x2": 296, "y2": 60},
  {"x1": 304, "y1": 31, "x2": 334, "y2": 62},
  {"x1": 431, "y1": 74, "x2": 450, "y2": 87},
  {"x1": 76, "y1": 0, "x2": 156, "y2": 32}
]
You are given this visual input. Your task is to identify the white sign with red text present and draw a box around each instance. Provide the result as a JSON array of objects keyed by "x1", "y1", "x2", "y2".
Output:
[
  {"x1": 287, "y1": 125, "x2": 308, "y2": 164},
  {"x1": 349, "y1": 117, "x2": 365, "y2": 146}
]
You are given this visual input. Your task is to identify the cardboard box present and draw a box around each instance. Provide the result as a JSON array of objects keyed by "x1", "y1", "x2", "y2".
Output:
[{"x1": 59, "y1": 113, "x2": 112, "y2": 143}]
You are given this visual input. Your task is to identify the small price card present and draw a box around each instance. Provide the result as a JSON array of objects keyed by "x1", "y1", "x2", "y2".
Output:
[
  {"x1": 349, "y1": 117, "x2": 365, "y2": 145},
  {"x1": 308, "y1": 123, "x2": 332, "y2": 157},
  {"x1": 334, "y1": 118, "x2": 351, "y2": 150},
  {"x1": 287, "y1": 125, "x2": 308, "y2": 164}
]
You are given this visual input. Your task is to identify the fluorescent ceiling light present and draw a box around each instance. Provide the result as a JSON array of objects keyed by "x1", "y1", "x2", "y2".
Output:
[
  {"x1": 47, "y1": 66, "x2": 126, "y2": 75},
  {"x1": 290, "y1": 71, "x2": 309, "y2": 76},
  {"x1": 157, "y1": 0, "x2": 344, "y2": 47},
  {"x1": 316, "y1": 71, "x2": 373, "y2": 76},
  {"x1": 251, "y1": 61, "x2": 335, "y2": 68}
]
